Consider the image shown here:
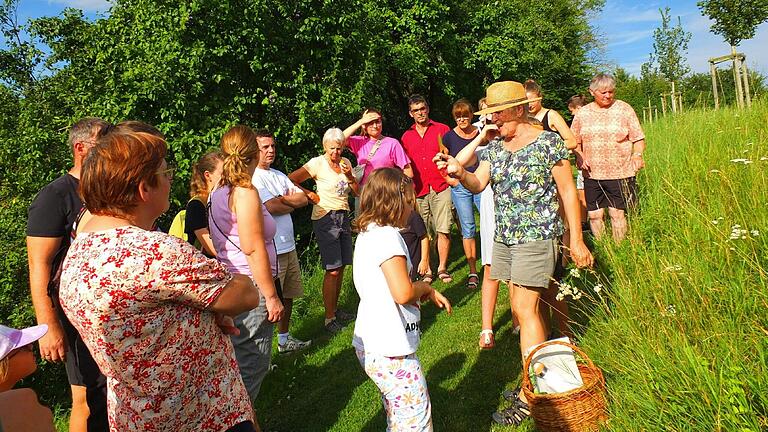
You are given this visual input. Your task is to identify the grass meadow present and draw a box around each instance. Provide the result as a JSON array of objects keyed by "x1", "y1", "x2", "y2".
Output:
[{"x1": 52, "y1": 100, "x2": 767, "y2": 431}]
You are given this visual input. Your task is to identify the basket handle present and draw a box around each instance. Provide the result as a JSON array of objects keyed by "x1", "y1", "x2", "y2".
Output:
[{"x1": 521, "y1": 340, "x2": 597, "y2": 392}]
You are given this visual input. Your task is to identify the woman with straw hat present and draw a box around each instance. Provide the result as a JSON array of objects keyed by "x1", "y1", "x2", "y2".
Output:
[{"x1": 434, "y1": 80, "x2": 593, "y2": 426}]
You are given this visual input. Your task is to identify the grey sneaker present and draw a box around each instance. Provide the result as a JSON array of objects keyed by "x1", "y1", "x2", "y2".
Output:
[
  {"x1": 335, "y1": 309, "x2": 356, "y2": 323},
  {"x1": 278, "y1": 335, "x2": 312, "y2": 353},
  {"x1": 325, "y1": 319, "x2": 346, "y2": 334}
]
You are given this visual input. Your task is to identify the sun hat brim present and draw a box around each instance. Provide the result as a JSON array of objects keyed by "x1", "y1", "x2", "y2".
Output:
[
  {"x1": 475, "y1": 96, "x2": 542, "y2": 116},
  {"x1": 17, "y1": 324, "x2": 48, "y2": 347}
]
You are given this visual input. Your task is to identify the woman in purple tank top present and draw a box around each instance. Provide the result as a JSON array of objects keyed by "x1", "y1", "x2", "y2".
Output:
[{"x1": 208, "y1": 125, "x2": 284, "y2": 428}]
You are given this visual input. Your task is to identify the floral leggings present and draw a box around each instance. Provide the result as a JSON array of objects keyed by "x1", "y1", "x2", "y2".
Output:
[{"x1": 355, "y1": 350, "x2": 433, "y2": 432}]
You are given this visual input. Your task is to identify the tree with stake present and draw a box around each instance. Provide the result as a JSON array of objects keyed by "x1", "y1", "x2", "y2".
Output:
[
  {"x1": 649, "y1": 7, "x2": 691, "y2": 113},
  {"x1": 698, "y1": 0, "x2": 768, "y2": 107}
]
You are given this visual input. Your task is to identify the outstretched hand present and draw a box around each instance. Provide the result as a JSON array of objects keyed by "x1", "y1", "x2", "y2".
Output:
[{"x1": 432, "y1": 153, "x2": 464, "y2": 182}]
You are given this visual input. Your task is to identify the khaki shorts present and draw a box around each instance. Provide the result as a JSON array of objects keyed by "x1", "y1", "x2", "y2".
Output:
[
  {"x1": 277, "y1": 250, "x2": 304, "y2": 298},
  {"x1": 490, "y1": 238, "x2": 558, "y2": 288},
  {"x1": 416, "y1": 186, "x2": 452, "y2": 236}
]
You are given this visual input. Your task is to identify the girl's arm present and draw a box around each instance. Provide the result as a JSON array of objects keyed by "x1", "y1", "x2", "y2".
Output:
[
  {"x1": 418, "y1": 236, "x2": 430, "y2": 276},
  {"x1": 381, "y1": 255, "x2": 451, "y2": 313},
  {"x1": 232, "y1": 186, "x2": 284, "y2": 322}
]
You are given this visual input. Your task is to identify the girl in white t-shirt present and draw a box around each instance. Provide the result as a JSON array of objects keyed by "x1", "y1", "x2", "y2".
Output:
[{"x1": 352, "y1": 167, "x2": 452, "y2": 432}]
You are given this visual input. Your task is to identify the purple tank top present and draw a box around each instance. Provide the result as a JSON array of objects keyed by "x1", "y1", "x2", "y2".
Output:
[{"x1": 208, "y1": 185, "x2": 277, "y2": 277}]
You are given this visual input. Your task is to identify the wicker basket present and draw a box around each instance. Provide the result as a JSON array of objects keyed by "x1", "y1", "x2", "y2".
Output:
[{"x1": 521, "y1": 341, "x2": 608, "y2": 432}]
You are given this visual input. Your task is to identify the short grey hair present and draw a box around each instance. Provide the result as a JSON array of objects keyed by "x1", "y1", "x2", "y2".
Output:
[
  {"x1": 322, "y1": 127, "x2": 345, "y2": 149},
  {"x1": 589, "y1": 73, "x2": 616, "y2": 91},
  {"x1": 68, "y1": 117, "x2": 110, "y2": 151}
]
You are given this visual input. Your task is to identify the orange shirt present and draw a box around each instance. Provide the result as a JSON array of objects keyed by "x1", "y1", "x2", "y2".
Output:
[{"x1": 571, "y1": 100, "x2": 645, "y2": 180}]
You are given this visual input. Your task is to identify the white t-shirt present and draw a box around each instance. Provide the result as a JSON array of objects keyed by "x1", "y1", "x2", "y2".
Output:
[
  {"x1": 352, "y1": 223, "x2": 420, "y2": 356},
  {"x1": 252, "y1": 167, "x2": 302, "y2": 254}
]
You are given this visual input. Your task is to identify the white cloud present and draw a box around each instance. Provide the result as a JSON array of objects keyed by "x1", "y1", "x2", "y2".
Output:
[
  {"x1": 48, "y1": 0, "x2": 110, "y2": 12},
  {"x1": 607, "y1": 29, "x2": 655, "y2": 47}
]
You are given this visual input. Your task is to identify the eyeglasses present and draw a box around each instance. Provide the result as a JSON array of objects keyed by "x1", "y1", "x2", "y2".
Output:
[
  {"x1": 157, "y1": 166, "x2": 175, "y2": 181},
  {"x1": 410, "y1": 106, "x2": 428, "y2": 114},
  {"x1": 454, "y1": 116, "x2": 470, "y2": 121},
  {"x1": 365, "y1": 119, "x2": 383, "y2": 125}
]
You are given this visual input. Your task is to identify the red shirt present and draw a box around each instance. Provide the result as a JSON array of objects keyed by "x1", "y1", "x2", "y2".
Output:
[{"x1": 401, "y1": 120, "x2": 451, "y2": 197}]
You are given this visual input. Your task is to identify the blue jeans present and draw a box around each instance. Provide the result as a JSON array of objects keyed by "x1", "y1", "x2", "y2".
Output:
[{"x1": 451, "y1": 183, "x2": 481, "y2": 239}]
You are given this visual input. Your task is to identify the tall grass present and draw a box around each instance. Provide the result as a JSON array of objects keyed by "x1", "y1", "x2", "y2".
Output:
[{"x1": 573, "y1": 99, "x2": 768, "y2": 431}]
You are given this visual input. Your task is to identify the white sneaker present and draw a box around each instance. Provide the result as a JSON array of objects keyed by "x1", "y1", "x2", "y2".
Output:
[{"x1": 278, "y1": 335, "x2": 312, "y2": 353}]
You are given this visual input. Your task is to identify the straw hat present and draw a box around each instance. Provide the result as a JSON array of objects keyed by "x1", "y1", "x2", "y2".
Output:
[{"x1": 475, "y1": 81, "x2": 542, "y2": 115}]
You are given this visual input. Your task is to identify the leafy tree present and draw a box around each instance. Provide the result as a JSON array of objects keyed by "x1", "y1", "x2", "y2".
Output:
[
  {"x1": 0, "y1": 0, "x2": 604, "y2": 408},
  {"x1": 649, "y1": 7, "x2": 691, "y2": 84},
  {"x1": 697, "y1": 0, "x2": 768, "y2": 47}
]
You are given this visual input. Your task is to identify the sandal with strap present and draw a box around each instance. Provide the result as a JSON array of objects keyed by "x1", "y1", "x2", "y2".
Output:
[
  {"x1": 437, "y1": 270, "x2": 453, "y2": 283},
  {"x1": 492, "y1": 399, "x2": 531, "y2": 426},
  {"x1": 478, "y1": 329, "x2": 495, "y2": 349},
  {"x1": 467, "y1": 273, "x2": 479, "y2": 289},
  {"x1": 502, "y1": 386, "x2": 521, "y2": 402},
  {"x1": 421, "y1": 272, "x2": 434, "y2": 284}
]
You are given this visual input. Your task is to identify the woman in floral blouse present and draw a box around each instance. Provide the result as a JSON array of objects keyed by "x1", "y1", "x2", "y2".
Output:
[
  {"x1": 434, "y1": 81, "x2": 593, "y2": 427},
  {"x1": 59, "y1": 123, "x2": 261, "y2": 432}
]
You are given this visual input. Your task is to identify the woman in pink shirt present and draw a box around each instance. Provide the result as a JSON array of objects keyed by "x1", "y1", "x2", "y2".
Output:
[
  {"x1": 571, "y1": 73, "x2": 646, "y2": 241},
  {"x1": 208, "y1": 125, "x2": 284, "y2": 429}
]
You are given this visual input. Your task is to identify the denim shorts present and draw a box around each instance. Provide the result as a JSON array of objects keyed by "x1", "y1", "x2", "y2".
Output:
[{"x1": 450, "y1": 183, "x2": 481, "y2": 239}]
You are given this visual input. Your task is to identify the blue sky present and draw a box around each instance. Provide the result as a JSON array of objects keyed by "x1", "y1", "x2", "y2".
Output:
[{"x1": 11, "y1": 0, "x2": 768, "y2": 76}]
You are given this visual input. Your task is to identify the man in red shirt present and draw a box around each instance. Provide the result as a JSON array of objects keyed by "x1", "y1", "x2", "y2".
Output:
[{"x1": 401, "y1": 95, "x2": 453, "y2": 283}]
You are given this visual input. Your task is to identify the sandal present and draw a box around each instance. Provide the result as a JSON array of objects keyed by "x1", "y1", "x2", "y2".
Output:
[
  {"x1": 479, "y1": 329, "x2": 495, "y2": 349},
  {"x1": 491, "y1": 399, "x2": 531, "y2": 426},
  {"x1": 437, "y1": 270, "x2": 453, "y2": 283},
  {"x1": 421, "y1": 272, "x2": 434, "y2": 284},
  {"x1": 502, "y1": 387, "x2": 521, "y2": 402},
  {"x1": 467, "y1": 273, "x2": 479, "y2": 289}
]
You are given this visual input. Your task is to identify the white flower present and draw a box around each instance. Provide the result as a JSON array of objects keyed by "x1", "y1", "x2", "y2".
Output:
[
  {"x1": 709, "y1": 169, "x2": 720, "y2": 173},
  {"x1": 569, "y1": 268, "x2": 581, "y2": 278},
  {"x1": 666, "y1": 304, "x2": 677, "y2": 315},
  {"x1": 711, "y1": 220, "x2": 719, "y2": 225},
  {"x1": 760, "y1": 157, "x2": 768, "y2": 161},
  {"x1": 556, "y1": 293, "x2": 565, "y2": 301},
  {"x1": 664, "y1": 265, "x2": 683, "y2": 272},
  {"x1": 593, "y1": 283, "x2": 603, "y2": 293},
  {"x1": 751, "y1": 230, "x2": 759, "y2": 237},
  {"x1": 730, "y1": 158, "x2": 752, "y2": 164}
]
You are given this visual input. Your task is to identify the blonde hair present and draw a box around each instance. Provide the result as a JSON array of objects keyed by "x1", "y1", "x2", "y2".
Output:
[
  {"x1": 0, "y1": 356, "x2": 8, "y2": 382},
  {"x1": 220, "y1": 125, "x2": 259, "y2": 190},
  {"x1": 354, "y1": 168, "x2": 415, "y2": 232},
  {"x1": 189, "y1": 150, "x2": 224, "y2": 201}
]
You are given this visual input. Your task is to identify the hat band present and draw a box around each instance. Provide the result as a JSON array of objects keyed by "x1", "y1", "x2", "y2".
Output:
[{"x1": 486, "y1": 97, "x2": 527, "y2": 108}]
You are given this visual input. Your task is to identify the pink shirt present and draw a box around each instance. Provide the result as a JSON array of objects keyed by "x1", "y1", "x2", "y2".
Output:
[
  {"x1": 209, "y1": 185, "x2": 278, "y2": 277},
  {"x1": 346, "y1": 135, "x2": 411, "y2": 185},
  {"x1": 401, "y1": 120, "x2": 451, "y2": 197},
  {"x1": 571, "y1": 100, "x2": 645, "y2": 180},
  {"x1": 59, "y1": 227, "x2": 252, "y2": 431}
]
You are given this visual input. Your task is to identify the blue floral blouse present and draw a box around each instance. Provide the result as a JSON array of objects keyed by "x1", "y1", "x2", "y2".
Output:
[{"x1": 478, "y1": 131, "x2": 569, "y2": 245}]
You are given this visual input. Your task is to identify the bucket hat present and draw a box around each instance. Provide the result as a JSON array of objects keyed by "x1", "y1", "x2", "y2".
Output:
[
  {"x1": 0, "y1": 324, "x2": 48, "y2": 360},
  {"x1": 475, "y1": 81, "x2": 542, "y2": 115}
]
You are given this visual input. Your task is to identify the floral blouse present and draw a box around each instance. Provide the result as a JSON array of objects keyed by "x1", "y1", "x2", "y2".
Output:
[
  {"x1": 59, "y1": 226, "x2": 252, "y2": 432},
  {"x1": 479, "y1": 131, "x2": 569, "y2": 245}
]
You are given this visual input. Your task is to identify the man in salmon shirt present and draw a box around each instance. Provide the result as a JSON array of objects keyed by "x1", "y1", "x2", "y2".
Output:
[{"x1": 401, "y1": 94, "x2": 453, "y2": 284}]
